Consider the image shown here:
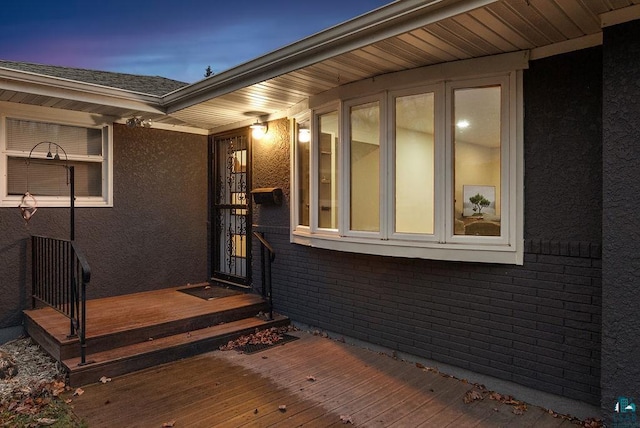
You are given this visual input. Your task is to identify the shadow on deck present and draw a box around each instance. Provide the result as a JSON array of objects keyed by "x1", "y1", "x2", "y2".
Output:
[{"x1": 23, "y1": 283, "x2": 288, "y2": 387}]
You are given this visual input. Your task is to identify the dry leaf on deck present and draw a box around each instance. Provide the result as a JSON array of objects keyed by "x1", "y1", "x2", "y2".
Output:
[
  {"x1": 73, "y1": 388, "x2": 84, "y2": 396},
  {"x1": 99, "y1": 376, "x2": 112, "y2": 383},
  {"x1": 463, "y1": 389, "x2": 484, "y2": 404},
  {"x1": 278, "y1": 404, "x2": 287, "y2": 412},
  {"x1": 306, "y1": 375, "x2": 316, "y2": 381},
  {"x1": 340, "y1": 414, "x2": 354, "y2": 424},
  {"x1": 162, "y1": 420, "x2": 176, "y2": 427}
]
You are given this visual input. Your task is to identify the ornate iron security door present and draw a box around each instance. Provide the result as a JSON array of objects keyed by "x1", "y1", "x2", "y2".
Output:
[{"x1": 212, "y1": 133, "x2": 251, "y2": 286}]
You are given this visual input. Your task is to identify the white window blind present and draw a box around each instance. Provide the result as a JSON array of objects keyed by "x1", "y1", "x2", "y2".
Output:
[{"x1": 4, "y1": 117, "x2": 105, "y2": 200}]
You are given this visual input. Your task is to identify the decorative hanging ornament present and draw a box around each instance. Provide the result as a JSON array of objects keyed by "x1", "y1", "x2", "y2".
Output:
[{"x1": 19, "y1": 192, "x2": 38, "y2": 222}]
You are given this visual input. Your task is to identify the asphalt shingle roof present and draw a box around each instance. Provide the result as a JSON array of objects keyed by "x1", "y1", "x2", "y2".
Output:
[{"x1": 0, "y1": 60, "x2": 188, "y2": 96}]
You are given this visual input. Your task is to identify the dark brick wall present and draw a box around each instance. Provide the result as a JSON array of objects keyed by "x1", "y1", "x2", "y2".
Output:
[
  {"x1": 251, "y1": 48, "x2": 603, "y2": 405},
  {"x1": 0, "y1": 124, "x2": 209, "y2": 328},
  {"x1": 255, "y1": 227, "x2": 601, "y2": 405},
  {"x1": 602, "y1": 19, "x2": 640, "y2": 422}
]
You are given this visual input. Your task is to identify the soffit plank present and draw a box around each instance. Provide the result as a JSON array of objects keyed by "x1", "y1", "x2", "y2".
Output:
[
  {"x1": 441, "y1": 16, "x2": 510, "y2": 54},
  {"x1": 0, "y1": 90, "x2": 18, "y2": 102},
  {"x1": 498, "y1": 0, "x2": 564, "y2": 43},
  {"x1": 429, "y1": 22, "x2": 493, "y2": 58},
  {"x1": 508, "y1": 0, "x2": 581, "y2": 41},
  {"x1": 380, "y1": 36, "x2": 453, "y2": 64},
  {"x1": 396, "y1": 31, "x2": 461, "y2": 62},
  {"x1": 467, "y1": 7, "x2": 533, "y2": 49},
  {"x1": 488, "y1": 1, "x2": 556, "y2": 45},
  {"x1": 451, "y1": 13, "x2": 519, "y2": 52},
  {"x1": 553, "y1": 0, "x2": 602, "y2": 34}
]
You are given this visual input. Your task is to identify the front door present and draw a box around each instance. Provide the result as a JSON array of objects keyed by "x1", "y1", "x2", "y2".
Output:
[{"x1": 211, "y1": 132, "x2": 251, "y2": 287}]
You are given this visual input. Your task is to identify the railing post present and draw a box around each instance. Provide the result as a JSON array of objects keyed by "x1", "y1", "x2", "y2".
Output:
[{"x1": 253, "y1": 231, "x2": 275, "y2": 321}]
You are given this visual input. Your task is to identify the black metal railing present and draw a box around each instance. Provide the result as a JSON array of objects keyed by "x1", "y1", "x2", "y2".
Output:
[
  {"x1": 253, "y1": 231, "x2": 275, "y2": 320},
  {"x1": 32, "y1": 235, "x2": 91, "y2": 365}
]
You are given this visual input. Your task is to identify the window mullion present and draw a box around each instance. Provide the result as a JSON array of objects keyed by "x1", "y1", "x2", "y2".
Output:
[
  {"x1": 443, "y1": 82, "x2": 454, "y2": 243},
  {"x1": 380, "y1": 94, "x2": 389, "y2": 240}
]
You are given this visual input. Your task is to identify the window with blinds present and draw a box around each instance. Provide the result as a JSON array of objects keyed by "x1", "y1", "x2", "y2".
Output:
[{"x1": 2, "y1": 116, "x2": 110, "y2": 206}]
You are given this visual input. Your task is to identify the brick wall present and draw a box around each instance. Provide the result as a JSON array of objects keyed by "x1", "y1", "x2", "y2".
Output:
[{"x1": 254, "y1": 226, "x2": 601, "y2": 404}]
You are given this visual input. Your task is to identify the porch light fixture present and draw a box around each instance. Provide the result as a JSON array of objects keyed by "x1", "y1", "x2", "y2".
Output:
[
  {"x1": 298, "y1": 128, "x2": 311, "y2": 143},
  {"x1": 250, "y1": 120, "x2": 267, "y2": 139}
]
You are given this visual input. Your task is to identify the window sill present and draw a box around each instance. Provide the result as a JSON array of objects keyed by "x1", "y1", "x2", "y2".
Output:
[
  {"x1": 291, "y1": 230, "x2": 523, "y2": 265},
  {"x1": 2, "y1": 196, "x2": 112, "y2": 208}
]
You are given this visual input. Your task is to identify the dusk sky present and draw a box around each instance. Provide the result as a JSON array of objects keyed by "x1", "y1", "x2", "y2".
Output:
[{"x1": 1, "y1": 1, "x2": 391, "y2": 84}]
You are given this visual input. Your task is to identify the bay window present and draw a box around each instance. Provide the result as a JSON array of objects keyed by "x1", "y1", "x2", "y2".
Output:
[{"x1": 291, "y1": 55, "x2": 524, "y2": 264}]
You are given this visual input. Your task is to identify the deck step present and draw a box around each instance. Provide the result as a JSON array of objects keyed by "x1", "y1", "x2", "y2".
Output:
[{"x1": 64, "y1": 314, "x2": 289, "y2": 387}]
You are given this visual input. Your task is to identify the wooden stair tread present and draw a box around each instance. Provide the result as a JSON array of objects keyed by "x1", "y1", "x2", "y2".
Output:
[
  {"x1": 25, "y1": 285, "x2": 289, "y2": 387},
  {"x1": 24, "y1": 289, "x2": 267, "y2": 344},
  {"x1": 63, "y1": 314, "x2": 287, "y2": 372}
]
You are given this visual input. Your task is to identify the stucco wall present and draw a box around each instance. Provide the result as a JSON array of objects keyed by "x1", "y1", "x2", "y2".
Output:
[
  {"x1": 251, "y1": 48, "x2": 603, "y2": 406},
  {"x1": 251, "y1": 118, "x2": 291, "y2": 230},
  {"x1": 524, "y1": 47, "x2": 602, "y2": 243},
  {"x1": 0, "y1": 124, "x2": 209, "y2": 331},
  {"x1": 602, "y1": 19, "x2": 640, "y2": 423}
]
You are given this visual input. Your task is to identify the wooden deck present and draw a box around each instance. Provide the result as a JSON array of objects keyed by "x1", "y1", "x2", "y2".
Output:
[
  {"x1": 24, "y1": 283, "x2": 288, "y2": 386},
  {"x1": 67, "y1": 331, "x2": 577, "y2": 427}
]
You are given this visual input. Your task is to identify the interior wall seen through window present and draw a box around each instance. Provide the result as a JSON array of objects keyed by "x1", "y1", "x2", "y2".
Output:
[
  {"x1": 350, "y1": 101, "x2": 380, "y2": 232},
  {"x1": 395, "y1": 92, "x2": 435, "y2": 235},
  {"x1": 453, "y1": 86, "x2": 502, "y2": 236}
]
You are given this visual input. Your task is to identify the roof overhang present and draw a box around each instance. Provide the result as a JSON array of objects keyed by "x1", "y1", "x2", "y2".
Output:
[{"x1": 1, "y1": 0, "x2": 639, "y2": 134}]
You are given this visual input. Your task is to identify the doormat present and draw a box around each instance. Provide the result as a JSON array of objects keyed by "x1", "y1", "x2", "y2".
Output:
[
  {"x1": 237, "y1": 334, "x2": 299, "y2": 354},
  {"x1": 177, "y1": 285, "x2": 242, "y2": 301}
]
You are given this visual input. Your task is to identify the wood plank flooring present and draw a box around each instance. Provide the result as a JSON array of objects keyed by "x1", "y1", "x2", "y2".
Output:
[
  {"x1": 67, "y1": 331, "x2": 579, "y2": 427},
  {"x1": 25, "y1": 283, "x2": 266, "y2": 343}
]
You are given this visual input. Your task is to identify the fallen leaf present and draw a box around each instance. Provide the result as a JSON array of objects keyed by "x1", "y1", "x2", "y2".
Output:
[
  {"x1": 254, "y1": 409, "x2": 259, "y2": 414},
  {"x1": 416, "y1": 362, "x2": 425, "y2": 369},
  {"x1": 36, "y1": 418, "x2": 57, "y2": 426},
  {"x1": 99, "y1": 376, "x2": 112, "y2": 383},
  {"x1": 73, "y1": 388, "x2": 84, "y2": 396},
  {"x1": 162, "y1": 421, "x2": 176, "y2": 427},
  {"x1": 306, "y1": 375, "x2": 316, "y2": 381},
  {"x1": 278, "y1": 404, "x2": 287, "y2": 412},
  {"x1": 463, "y1": 389, "x2": 484, "y2": 404},
  {"x1": 340, "y1": 414, "x2": 354, "y2": 424}
]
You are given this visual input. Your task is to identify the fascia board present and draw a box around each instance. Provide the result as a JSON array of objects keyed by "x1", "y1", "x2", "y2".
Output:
[
  {"x1": 163, "y1": 0, "x2": 497, "y2": 113},
  {"x1": 0, "y1": 67, "x2": 165, "y2": 114}
]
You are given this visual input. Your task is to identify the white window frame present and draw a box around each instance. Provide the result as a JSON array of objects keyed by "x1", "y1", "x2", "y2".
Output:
[
  {"x1": 0, "y1": 102, "x2": 113, "y2": 208},
  {"x1": 342, "y1": 93, "x2": 386, "y2": 240},
  {"x1": 291, "y1": 53, "x2": 525, "y2": 265}
]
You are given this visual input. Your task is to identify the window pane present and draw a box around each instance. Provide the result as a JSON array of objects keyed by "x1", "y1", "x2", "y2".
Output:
[
  {"x1": 395, "y1": 93, "x2": 435, "y2": 234},
  {"x1": 297, "y1": 120, "x2": 310, "y2": 226},
  {"x1": 8, "y1": 157, "x2": 102, "y2": 197},
  {"x1": 350, "y1": 101, "x2": 379, "y2": 232},
  {"x1": 453, "y1": 86, "x2": 501, "y2": 236},
  {"x1": 7, "y1": 119, "x2": 103, "y2": 156},
  {"x1": 318, "y1": 111, "x2": 339, "y2": 229}
]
